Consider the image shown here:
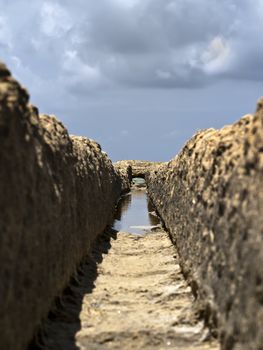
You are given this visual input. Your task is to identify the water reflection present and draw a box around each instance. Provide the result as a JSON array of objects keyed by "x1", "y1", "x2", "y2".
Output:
[{"x1": 113, "y1": 190, "x2": 160, "y2": 235}]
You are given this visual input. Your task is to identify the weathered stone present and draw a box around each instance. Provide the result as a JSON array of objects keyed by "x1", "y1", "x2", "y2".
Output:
[
  {"x1": 115, "y1": 160, "x2": 163, "y2": 178},
  {"x1": 146, "y1": 102, "x2": 263, "y2": 350},
  {"x1": 0, "y1": 63, "x2": 129, "y2": 350},
  {"x1": 114, "y1": 161, "x2": 132, "y2": 192}
]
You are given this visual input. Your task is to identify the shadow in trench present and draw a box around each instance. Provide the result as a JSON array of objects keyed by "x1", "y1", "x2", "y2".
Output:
[{"x1": 28, "y1": 228, "x2": 118, "y2": 350}]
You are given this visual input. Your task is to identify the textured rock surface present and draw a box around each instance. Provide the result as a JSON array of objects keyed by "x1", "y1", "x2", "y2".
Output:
[
  {"x1": 114, "y1": 161, "x2": 132, "y2": 192},
  {"x1": 115, "y1": 160, "x2": 163, "y2": 178},
  {"x1": 146, "y1": 101, "x2": 263, "y2": 350},
  {"x1": 0, "y1": 63, "x2": 128, "y2": 350}
]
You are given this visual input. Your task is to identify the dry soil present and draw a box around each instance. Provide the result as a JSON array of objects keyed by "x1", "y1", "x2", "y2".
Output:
[{"x1": 76, "y1": 230, "x2": 219, "y2": 350}]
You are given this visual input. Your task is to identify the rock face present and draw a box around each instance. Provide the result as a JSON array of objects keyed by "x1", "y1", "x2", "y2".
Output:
[
  {"x1": 115, "y1": 160, "x2": 163, "y2": 178},
  {"x1": 114, "y1": 161, "x2": 132, "y2": 191},
  {"x1": 146, "y1": 101, "x2": 263, "y2": 350},
  {"x1": 0, "y1": 63, "x2": 129, "y2": 350}
]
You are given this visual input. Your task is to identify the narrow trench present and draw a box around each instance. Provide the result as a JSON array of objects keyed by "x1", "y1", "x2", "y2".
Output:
[
  {"x1": 29, "y1": 182, "x2": 219, "y2": 350},
  {"x1": 113, "y1": 186, "x2": 161, "y2": 235}
]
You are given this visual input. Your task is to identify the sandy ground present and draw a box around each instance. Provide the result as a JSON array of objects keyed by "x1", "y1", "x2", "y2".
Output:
[
  {"x1": 76, "y1": 230, "x2": 219, "y2": 350},
  {"x1": 30, "y1": 229, "x2": 219, "y2": 350}
]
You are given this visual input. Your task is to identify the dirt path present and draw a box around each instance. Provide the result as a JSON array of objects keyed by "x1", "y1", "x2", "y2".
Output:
[{"x1": 75, "y1": 230, "x2": 219, "y2": 350}]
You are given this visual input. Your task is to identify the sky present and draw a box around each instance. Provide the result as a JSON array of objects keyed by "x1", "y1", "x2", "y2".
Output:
[{"x1": 0, "y1": 0, "x2": 262, "y2": 161}]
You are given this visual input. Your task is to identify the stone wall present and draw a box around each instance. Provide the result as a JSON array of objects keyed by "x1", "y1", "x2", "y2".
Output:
[
  {"x1": 114, "y1": 161, "x2": 132, "y2": 191},
  {"x1": 115, "y1": 160, "x2": 163, "y2": 178},
  {"x1": 0, "y1": 63, "x2": 129, "y2": 350},
  {"x1": 146, "y1": 100, "x2": 263, "y2": 350}
]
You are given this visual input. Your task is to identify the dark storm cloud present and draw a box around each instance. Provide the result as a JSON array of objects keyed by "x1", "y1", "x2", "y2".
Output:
[
  {"x1": 0, "y1": 0, "x2": 262, "y2": 97},
  {"x1": 0, "y1": 0, "x2": 262, "y2": 161},
  {"x1": 74, "y1": 0, "x2": 263, "y2": 88}
]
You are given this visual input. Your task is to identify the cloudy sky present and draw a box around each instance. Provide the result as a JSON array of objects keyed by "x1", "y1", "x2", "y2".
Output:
[{"x1": 0, "y1": 0, "x2": 262, "y2": 161}]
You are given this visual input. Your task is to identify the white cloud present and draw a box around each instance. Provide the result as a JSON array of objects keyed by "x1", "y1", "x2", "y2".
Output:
[
  {"x1": 40, "y1": 2, "x2": 72, "y2": 37},
  {"x1": 0, "y1": 16, "x2": 12, "y2": 49},
  {"x1": 61, "y1": 50, "x2": 104, "y2": 92},
  {"x1": 63, "y1": 50, "x2": 100, "y2": 80},
  {"x1": 11, "y1": 55, "x2": 21, "y2": 69},
  {"x1": 201, "y1": 37, "x2": 231, "y2": 74},
  {"x1": 0, "y1": 0, "x2": 262, "y2": 97},
  {"x1": 111, "y1": 0, "x2": 141, "y2": 9},
  {"x1": 0, "y1": 0, "x2": 262, "y2": 162}
]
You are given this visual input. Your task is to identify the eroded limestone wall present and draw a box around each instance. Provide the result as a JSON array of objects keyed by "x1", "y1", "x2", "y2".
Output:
[
  {"x1": 146, "y1": 101, "x2": 263, "y2": 350},
  {"x1": 0, "y1": 63, "x2": 129, "y2": 350},
  {"x1": 115, "y1": 160, "x2": 163, "y2": 178},
  {"x1": 114, "y1": 161, "x2": 132, "y2": 191}
]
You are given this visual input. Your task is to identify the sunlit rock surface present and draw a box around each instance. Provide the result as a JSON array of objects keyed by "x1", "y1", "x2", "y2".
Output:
[{"x1": 146, "y1": 99, "x2": 263, "y2": 350}]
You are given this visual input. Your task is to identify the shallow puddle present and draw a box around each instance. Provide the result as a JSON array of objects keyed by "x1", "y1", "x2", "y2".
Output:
[{"x1": 113, "y1": 189, "x2": 160, "y2": 234}]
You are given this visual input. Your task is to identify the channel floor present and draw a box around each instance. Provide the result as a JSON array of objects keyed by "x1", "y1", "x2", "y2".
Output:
[{"x1": 74, "y1": 230, "x2": 219, "y2": 350}]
